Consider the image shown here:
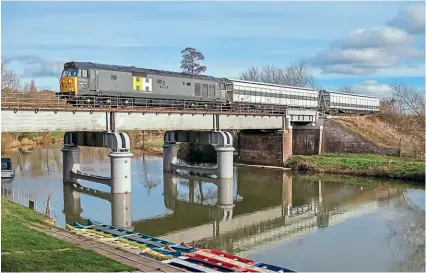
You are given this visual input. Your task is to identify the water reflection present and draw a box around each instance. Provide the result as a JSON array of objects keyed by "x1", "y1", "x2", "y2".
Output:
[
  {"x1": 2, "y1": 145, "x2": 424, "y2": 272},
  {"x1": 63, "y1": 183, "x2": 132, "y2": 230}
]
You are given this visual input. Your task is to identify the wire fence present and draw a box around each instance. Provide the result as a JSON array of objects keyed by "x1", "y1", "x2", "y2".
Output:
[{"x1": 1, "y1": 183, "x2": 58, "y2": 223}]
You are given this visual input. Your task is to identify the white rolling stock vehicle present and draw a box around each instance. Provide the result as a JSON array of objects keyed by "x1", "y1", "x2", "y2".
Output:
[
  {"x1": 318, "y1": 90, "x2": 380, "y2": 115},
  {"x1": 228, "y1": 79, "x2": 319, "y2": 109}
]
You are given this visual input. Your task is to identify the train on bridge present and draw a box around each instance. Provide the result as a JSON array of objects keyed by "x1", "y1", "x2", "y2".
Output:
[{"x1": 59, "y1": 62, "x2": 380, "y2": 115}]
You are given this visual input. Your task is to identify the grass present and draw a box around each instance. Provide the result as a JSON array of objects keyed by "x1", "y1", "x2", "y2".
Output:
[
  {"x1": 285, "y1": 153, "x2": 425, "y2": 182},
  {"x1": 1, "y1": 198, "x2": 137, "y2": 272},
  {"x1": 1, "y1": 250, "x2": 137, "y2": 272}
]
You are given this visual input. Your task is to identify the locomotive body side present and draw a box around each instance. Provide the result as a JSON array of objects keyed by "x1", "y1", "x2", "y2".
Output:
[{"x1": 59, "y1": 62, "x2": 229, "y2": 105}]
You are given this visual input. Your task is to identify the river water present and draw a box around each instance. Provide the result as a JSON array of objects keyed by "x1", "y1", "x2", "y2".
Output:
[{"x1": 1, "y1": 144, "x2": 424, "y2": 272}]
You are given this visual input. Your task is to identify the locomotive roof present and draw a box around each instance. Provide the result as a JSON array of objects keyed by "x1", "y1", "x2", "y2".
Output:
[{"x1": 65, "y1": 62, "x2": 226, "y2": 82}]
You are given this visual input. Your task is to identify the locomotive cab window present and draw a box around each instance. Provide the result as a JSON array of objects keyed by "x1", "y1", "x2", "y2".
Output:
[
  {"x1": 111, "y1": 75, "x2": 117, "y2": 80},
  {"x1": 81, "y1": 69, "x2": 88, "y2": 78}
]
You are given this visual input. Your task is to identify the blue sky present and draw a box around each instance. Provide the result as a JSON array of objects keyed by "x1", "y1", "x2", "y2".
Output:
[{"x1": 1, "y1": 1, "x2": 425, "y2": 98}]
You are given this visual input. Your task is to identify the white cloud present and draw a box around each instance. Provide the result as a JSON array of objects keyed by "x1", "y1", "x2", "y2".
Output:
[
  {"x1": 335, "y1": 26, "x2": 414, "y2": 49},
  {"x1": 386, "y1": 4, "x2": 425, "y2": 34},
  {"x1": 309, "y1": 5, "x2": 425, "y2": 76},
  {"x1": 352, "y1": 80, "x2": 394, "y2": 98},
  {"x1": 5, "y1": 55, "x2": 66, "y2": 78}
]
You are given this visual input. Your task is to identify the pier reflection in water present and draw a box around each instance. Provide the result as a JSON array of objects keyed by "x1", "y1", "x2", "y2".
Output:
[{"x1": 2, "y1": 145, "x2": 424, "y2": 272}]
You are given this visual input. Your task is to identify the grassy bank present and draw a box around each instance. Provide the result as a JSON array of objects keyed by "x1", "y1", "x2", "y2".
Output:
[
  {"x1": 285, "y1": 153, "x2": 425, "y2": 181},
  {"x1": 1, "y1": 198, "x2": 136, "y2": 272}
]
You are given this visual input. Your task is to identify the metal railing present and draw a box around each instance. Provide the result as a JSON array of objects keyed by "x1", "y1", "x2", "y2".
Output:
[{"x1": 1, "y1": 93, "x2": 320, "y2": 116}]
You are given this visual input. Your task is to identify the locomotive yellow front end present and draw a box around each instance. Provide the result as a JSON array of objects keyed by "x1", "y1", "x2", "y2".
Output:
[{"x1": 59, "y1": 68, "x2": 78, "y2": 96}]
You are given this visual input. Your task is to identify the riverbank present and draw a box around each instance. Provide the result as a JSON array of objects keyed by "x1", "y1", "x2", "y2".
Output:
[
  {"x1": 284, "y1": 153, "x2": 425, "y2": 181},
  {"x1": 1, "y1": 198, "x2": 138, "y2": 272},
  {"x1": 1, "y1": 198, "x2": 184, "y2": 272},
  {"x1": 1, "y1": 132, "x2": 64, "y2": 152}
]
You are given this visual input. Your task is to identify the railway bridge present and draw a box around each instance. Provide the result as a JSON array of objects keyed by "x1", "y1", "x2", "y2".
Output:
[{"x1": 1, "y1": 96, "x2": 325, "y2": 167}]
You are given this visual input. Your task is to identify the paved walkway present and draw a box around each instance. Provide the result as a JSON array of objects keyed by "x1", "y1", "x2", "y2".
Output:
[{"x1": 26, "y1": 222, "x2": 185, "y2": 272}]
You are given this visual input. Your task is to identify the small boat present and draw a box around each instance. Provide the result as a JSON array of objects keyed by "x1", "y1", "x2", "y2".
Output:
[
  {"x1": 73, "y1": 219, "x2": 196, "y2": 253},
  {"x1": 66, "y1": 224, "x2": 173, "y2": 261},
  {"x1": 1, "y1": 158, "x2": 15, "y2": 179},
  {"x1": 194, "y1": 249, "x2": 256, "y2": 266},
  {"x1": 175, "y1": 256, "x2": 235, "y2": 272},
  {"x1": 254, "y1": 262, "x2": 295, "y2": 272},
  {"x1": 163, "y1": 257, "x2": 222, "y2": 272},
  {"x1": 185, "y1": 253, "x2": 260, "y2": 272}
]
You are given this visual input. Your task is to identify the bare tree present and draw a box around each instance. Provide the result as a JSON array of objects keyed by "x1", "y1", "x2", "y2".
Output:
[
  {"x1": 1, "y1": 60, "x2": 20, "y2": 91},
  {"x1": 380, "y1": 98, "x2": 403, "y2": 115},
  {"x1": 379, "y1": 82, "x2": 425, "y2": 159},
  {"x1": 391, "y1": 82, "x2": 425, "y2": 119},
  {"x1": 22, "y1": 80, "x2": 37, "y2": 94},
  {"x1": 180, "y1": 47, "x2": 207, "y2": 75},
  {"x1": 338, "y1": 84, "x2": 354, "y2": 94},
  {"x1": 239, "y1": 60, "x2": 316, "y2": 88}
]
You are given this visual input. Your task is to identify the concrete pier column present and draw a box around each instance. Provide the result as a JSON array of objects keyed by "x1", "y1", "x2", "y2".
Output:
[
  {"x1": 163, "y1": 173, "x2": 178, "y2": 210},
  {"x1": 61, "y1": 145, "x2": 81, "y2": 182},
  {"x1": 318, "y1": 126, "x2": 324, "y2": 155},
  {"x1": 109, "y1": 151, "x2": 133, "y2": 194},
  {"x1": 215, "y1": 146, "x2": 235, "y2": 179},
  {"x1": 217, "y1": 178, "x2": 235, "y2": 221},
  {"x1": 283, "y1": 128, "x2": 293, "y2": 162},
  {"x1": 111, "y1": 193, "x2": 133, "y2": 230},
  {"x1": 162, "y1": 142, "x2": 177, "y2": 172}
]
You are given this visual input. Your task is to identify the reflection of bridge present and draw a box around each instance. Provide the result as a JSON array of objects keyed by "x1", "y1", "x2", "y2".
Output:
[
  {"x1": 159, "y1": 177, "x2": 400, "y2": 255},
  {"x1": 62, "y1": 168, "x2": 401, "y2": 257},
  {"x1": 234, "y1": 201, "x2": 379, "y2": 257}
]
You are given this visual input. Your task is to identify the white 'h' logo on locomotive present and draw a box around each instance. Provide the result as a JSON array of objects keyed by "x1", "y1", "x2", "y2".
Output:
[{"x1": 133, "y1": 76, "x2": 152, "y2": 92}]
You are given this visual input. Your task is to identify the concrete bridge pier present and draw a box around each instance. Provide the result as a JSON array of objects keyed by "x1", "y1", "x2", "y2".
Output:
[
  {"x1": 162, "y1": 141, "x2": 177, "y2": 172},
  {"x1": 61, "y1": 145, "x2": 81, "y2": 182},
  {"x1": 109, "y1": 151, "x2": 133, "y2": 194},
  {"x1": 62, "y1": 131, "x2": 133, "y2": 194},
  {"x1": 162, "y1": 130, "x2": 235, "y2": 179},
  {"x1": 215, "y1": 146, "x2": 236, "y2": 179}
]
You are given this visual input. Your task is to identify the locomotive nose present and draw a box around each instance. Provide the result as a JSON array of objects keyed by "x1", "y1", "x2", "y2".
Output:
[{"x1": 59, "y1": 76, "x2": 78, "y2": 94}]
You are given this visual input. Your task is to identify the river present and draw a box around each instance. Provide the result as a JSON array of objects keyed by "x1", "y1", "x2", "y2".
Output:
[{"x1": 1, "y1": 144, "x2": 424, "y2": 272}]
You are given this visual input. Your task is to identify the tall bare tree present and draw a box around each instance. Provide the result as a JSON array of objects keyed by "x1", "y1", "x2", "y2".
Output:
[
  {"x1": 1, "y1": 60, "x2": 20, "y2": 91},
  {"x1": 180, "y1": 47, "x2": 207, "y2": 75},
  {"x1": 338, "y1": 84, "x2": 354, "y2": 94},
  {"x1": 239, "y1": 60, "x2": 317, "y2": 88}
]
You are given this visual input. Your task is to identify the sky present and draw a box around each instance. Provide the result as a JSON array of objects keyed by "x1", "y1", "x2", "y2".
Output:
[{"x1": 1, "y1": 1, "x2": 425, "y2": 98}]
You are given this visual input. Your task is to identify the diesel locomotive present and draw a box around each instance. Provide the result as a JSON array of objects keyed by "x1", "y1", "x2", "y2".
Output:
[{"x1": 58, "y1": 61, "x2": 380, "y2": 114}]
